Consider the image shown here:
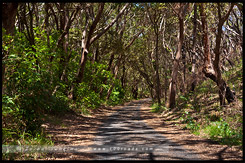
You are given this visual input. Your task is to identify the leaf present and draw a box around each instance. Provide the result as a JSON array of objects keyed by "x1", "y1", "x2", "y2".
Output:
[
  {"x1": 180, "y1": 95, "x2": 188, "y2": 101},
  {"x1": 112, "y1": 91, "x2": 120, "y2": 95}
]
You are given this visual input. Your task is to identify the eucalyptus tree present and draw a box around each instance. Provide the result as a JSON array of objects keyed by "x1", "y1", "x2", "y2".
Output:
[
  {"x1": 199, "y1": 3, "x2": 236, "y2": 106},
  {"x1": 168, "y1": 3, "x2": 189, "y2": 109},
  {"x1": 144, "y1": 3, "x2": 164, "y2": 105},
  {"x1": 68, "y1": 3, "x2": 130, "y2": 99}
]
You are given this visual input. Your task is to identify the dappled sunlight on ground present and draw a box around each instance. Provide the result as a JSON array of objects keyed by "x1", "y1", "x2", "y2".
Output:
[
  {"x1": 140, "y1": 103, "x2": 243, "y2": 160},
  {"x1": 39, "y1": 99, "x2": 242, "y2": 160}
]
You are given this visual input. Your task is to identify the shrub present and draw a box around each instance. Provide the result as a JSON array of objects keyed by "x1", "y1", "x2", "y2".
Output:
[{"x1": 203, "y1": 118, "x2": 242, "y2": 146}]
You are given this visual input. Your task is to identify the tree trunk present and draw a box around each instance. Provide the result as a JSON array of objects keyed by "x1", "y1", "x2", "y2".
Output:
[
  {"x1": 182, "y1": 47, "x2": 186, "y2": 93},
  {"x1": 75, "y1": 3, "x2": 129, "y2": 84},
  {"x1": 2, "y1": 3, "x2": 18, "y2": 35},
  {"x1": 199, "y1": 3, "x2": 235, "y2": 106},
  {"x1": 155, "y1": 33, "x2": 161, "y2": 105},
  {"x1": 121, "y1": 63, "x2": 126, "y2": 89},
  {"x1": 69, "y1": 3, "x2": 128, "y2": 100},
  {"x1": 213, "y1": 3, "x2": 235, "y2": 105},
  {"x1": 106, "y1": 56, "x2": 121, "y2": 100},
  {"x1": 164, "y1": 76, "x2": 168, "y2": 103},
  {"x1": 76, "y1": 47, "x2": 89, "y2": 84},
  {"x1": 132, "y1": 85, "x2": 138, "y2": 99},
  {"x1": 168, "y1": 16, "x2": 184, "y2": 109},
  {"x1": 2, "y1": 3, "x2": 18, "y2": 95},
  {"x1": 190, "y1": 4, "x2": 197, "y2": 92},
  {"x1": 106, "y1": 28, "x2": 143, "y2": 100}
]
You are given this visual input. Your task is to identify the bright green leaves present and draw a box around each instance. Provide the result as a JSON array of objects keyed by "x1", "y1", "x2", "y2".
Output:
[
  {"x1": 165, "y1": 47, "x2": 172, "y2": 52},
  {"x1": 179, "y1": 95, "x2": 188, "y2": 101},
  {"x1": 73, "y1": 59, "x2": 125, "y2": 111},
  {"x1": 75, "y1": 82, "x2": 101, "y2": 110},
  {"x1": 2, "y1": 95, "x2": 19, "y2": 116},
  {"x1": 203, "y1": 118, "x2": 242, "y2": 145},
  {"x1": 2, "y1": 27, "x2": 72, "y2": 145},
  {"x1": 109, "y1": 81, "x2": 125, "y2": 105}
]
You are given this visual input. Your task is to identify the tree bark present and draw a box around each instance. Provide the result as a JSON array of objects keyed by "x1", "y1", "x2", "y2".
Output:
[
  {"x1": 75, "y1": 3, "x2": 129, "y2": 85},
  {"x1": 106, "y1": 59, "x2": 121, "y2": 100},
  {"x1": 2, "y1": 3, "x2": 18, "y2": 94},
  {"x1": 168, "y1": 3, "x2": 187, "y2": 109},
  {"x1": 199, "y1": 3, "x2": 235, "y2": 106},
  {"x1": 2, "y1": 3, "x2": 18, "y2": 35},
  {"x1": 145, "y1": 5, "x2": 161, "y2": 106},
  {"x1": 132, "y1": 84, "x2": 138, "y2": 99},
  {"x1": 214, "y1": 3, "x2": 235, "y2": 105},
  {"x1": 155, "y1": 32, "x2": 161, "y2": 105},
  {"x1": 106, "y1": 28, "x2": 142, "y2": 100},
  {"x1": 190, "y1": 4, "x2": 198, "y2": 92},
  {"x1": 121, "y1": 62, "x2": 126, "y2": 89}
]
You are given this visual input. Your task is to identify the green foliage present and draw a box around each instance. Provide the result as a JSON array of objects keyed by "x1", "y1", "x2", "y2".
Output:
[
  {"x1": 108, "y1": 80, "x2": 125, "y2": 105},
  {"x1": 177, "y1": 94, "x2": 194, "y2": 110},
  {"x1": 2, "y1": 29, "x2": 69, "y2": 146},
  {"x1": 75, "y1": 82, "x2": 101, "y2": 109},
  {"x1": 203, "y1": 119, "x2": 242, "y2": 146},
  {"x1": 83, "y1": 60, "x2": 113, "y2": 98},
  {"x1": 2, "y1": 95, "x2": 22, "y2": 144},
  {"x1": 3, "y1": 24, "x2": 128, "y2": 149},
  {"x1": 150, "y1": 103, "x2": 167, "y2": 113},
  {"x1": 180, "y1": 111, "x2": 200, "y2": 131},
  {"x1": 179, "y1": 95, "x2": 188, "y2": 101},
  {"x1": 73, "y1": 60, "x2": 125, "y2": 113}
]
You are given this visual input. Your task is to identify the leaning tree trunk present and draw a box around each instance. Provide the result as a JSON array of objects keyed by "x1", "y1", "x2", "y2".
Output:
[
  {"x1": 155, "y1": 31, "x2": 161, "y2": 105},
  {"x1": 213, "y1": 3, "x2": 235, "y2": 105},
  {"x1": 199, "y1": 3, "x2": 235, "y2": 106},
  {"x1": 168, "y1": 3, "x2": 189, "y2": 109},
  {"x1": 68, "y1": 3, "x2": 129, "y2": 100}
]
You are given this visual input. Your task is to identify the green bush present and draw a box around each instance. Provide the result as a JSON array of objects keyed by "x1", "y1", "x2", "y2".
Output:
[
  {"x1": 2, "y1": 95, "x2": 22, "y2": 144},
  {"x1": 150, "y1": 103, "x2": 166, "y2": 113},
  {"x1": 75, "y1": 82, "x2": 101, "y2": 109},
  {"x1": 204, "y1": 119, "x2": 242, "y2": 146},
  {"x1": 108, "y1": 80, "x2": 125, "y2": 105},
  {"x1": 180, "y1": 111, "x2": 200, "y2": 131},
  {"x1": 2, "y1": 28, "x2": 70, "y2": 144}
]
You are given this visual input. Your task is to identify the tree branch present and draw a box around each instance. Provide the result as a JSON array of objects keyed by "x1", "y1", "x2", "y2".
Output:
[
  {"x1": 89, "y1": 3, "x2": 130, "y2": 45},
  {"x1": 125, "y1": 29, "x2": 144, "y2": 49},
  {"x1": 86, "y1": 3, "x2": 105, "y2": 46},
  {"x1": 169, "y1": 3, "x2": 179, "y2": 16},
  {"x1": 56, "y1": 6, "x2": 80, "y2": 48},
  {"x1": 221, "y1": 3, "x2": 235, "y2": 24}
]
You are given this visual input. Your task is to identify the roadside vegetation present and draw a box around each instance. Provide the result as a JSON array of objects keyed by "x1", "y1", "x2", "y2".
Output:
[{"x1": 152, "y1": 58, "x2": 243, "y2": 148}]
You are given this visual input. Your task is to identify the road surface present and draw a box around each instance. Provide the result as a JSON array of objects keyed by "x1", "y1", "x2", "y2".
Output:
[{"x1": 91, "y1": 99, "x2": 200, "y2": 160}]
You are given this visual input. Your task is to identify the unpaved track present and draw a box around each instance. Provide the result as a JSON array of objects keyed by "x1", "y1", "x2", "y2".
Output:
[{"x1": 91, "y1": 99, "x2": 200, "y2": 160}]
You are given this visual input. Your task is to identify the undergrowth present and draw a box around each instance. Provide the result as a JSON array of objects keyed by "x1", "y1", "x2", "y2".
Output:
[
  {"x1": 156, "y1": 59, "x2": 243, "y2": 148},
  {"x1": 175, "y1": 59, "x2": 243, "y2": 148}
]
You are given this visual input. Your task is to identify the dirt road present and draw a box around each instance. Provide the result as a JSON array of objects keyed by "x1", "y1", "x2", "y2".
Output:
[
  {"x1": 43, "y1": 99, "x2": 242, "y2": 160},
  {"x1": 91, "y1": 99, "x2": 199, "y2": 160}
]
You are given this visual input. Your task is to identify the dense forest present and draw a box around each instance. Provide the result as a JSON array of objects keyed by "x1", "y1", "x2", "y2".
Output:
[{"x1": 2, "y1": 2, "x2": 243, "y2": 160}]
